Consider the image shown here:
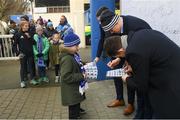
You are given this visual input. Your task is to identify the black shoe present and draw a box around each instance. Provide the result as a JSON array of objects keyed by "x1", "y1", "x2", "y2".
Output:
[
  {"x1": 77, "y1": 116, "x2": 81, "y2": 119},
  {"x1": 80, "y1": 108, "x2": 86, "y2": 114},
  {"x1": 69, "y1": 116, "x2": 81, "y2": 119}
]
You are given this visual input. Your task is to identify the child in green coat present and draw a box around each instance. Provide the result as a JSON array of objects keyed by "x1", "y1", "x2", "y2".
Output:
[
  {"x1": 59, "y1": 33, "x2": 86, "y2": 119},
  {"x1": 49, "y1": 33, "x2": 63, "y2": 83},
  {"x1": 33, "y1": 25, "x2": 50, "y2": 83}
]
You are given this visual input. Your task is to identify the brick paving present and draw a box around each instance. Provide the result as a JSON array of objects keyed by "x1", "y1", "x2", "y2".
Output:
[{"x1": 0, "y1": 80, "x2": 134, "y2": 119}]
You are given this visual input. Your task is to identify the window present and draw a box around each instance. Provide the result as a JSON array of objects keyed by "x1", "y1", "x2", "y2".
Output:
[
  {"x1": 35, "y1": 0, "x2": 70, "y2": 7},
  {"x1": 35, "y1": 0, "x2": 70, "y2": 13}
]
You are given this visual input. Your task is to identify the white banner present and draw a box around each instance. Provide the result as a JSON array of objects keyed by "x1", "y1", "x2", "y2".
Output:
[
  {"x1": 121, "y1": 0, "x2": 180, "y2": 46},
  {"x1": 34, "y1": 7, "x2": 47, "y2": 13}
]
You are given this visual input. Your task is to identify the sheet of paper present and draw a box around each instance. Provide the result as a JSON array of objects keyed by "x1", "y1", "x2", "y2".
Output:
[
  {"x1": 106, "y1": 68, "x2": 125, "y2": 77},
  {"x1": 83, "y1": 62, "x2": 98, "y2": 80}
]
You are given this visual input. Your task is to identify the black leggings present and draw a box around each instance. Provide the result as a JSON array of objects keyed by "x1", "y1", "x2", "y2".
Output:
[
  {"x1": 55, "y1": 64, "x2": 60, "y2": 76},
  {"x1": 20, "y1": 55, "x2": 35, "y2": 82}
]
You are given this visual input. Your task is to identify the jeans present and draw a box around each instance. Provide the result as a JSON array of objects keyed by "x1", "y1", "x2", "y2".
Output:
[{"x1": 38, "y1": 66, "x2": 46, "y2": 77}]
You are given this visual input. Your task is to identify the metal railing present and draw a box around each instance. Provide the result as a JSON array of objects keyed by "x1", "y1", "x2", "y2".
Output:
[{"x1": 0, "y1": 35, "x2": 18, "y2": 60}]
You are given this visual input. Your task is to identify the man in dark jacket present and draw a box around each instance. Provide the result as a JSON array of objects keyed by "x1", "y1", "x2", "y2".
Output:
[
  {"x1": 94, "y1": 7, "x2": 126, "y2": 112},
  {"x1": 104, "y1": 29, "x2": 180, "y2": 119},
  {"x1": 97, "y1": 8, "x2": 152, "y2": 116}
]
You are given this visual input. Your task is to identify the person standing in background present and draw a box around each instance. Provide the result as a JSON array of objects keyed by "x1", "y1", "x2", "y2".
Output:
[
  {"x1": 44, "y1": 22, "x2": 58, "y2": 69},
  {"x1": 14, "y1": 21, "x2": 38, "y2": 88},
  {"x1": 20, "y1": 15, "x2": 36, "y2": 77},
  {"x1": 56, "y1": 15, "x2": 70, "y2": 34},
  {"x1": 33, "y1": 25, "x2": 50, "y2": 83},
  {"x1": 49, "y1": 33, "x2": 63, "y2": 83}
]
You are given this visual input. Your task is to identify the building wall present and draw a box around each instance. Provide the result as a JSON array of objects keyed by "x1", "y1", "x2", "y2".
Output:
[
  {"x1": 121, "y1": 0, "x2": 180, "y2": 46},
  {"x1": 84, "y1": 0, "x2": 90, "y2": 4},
  {"x1": 33, "y1": 0, "x2": 86, "y2": 48}
]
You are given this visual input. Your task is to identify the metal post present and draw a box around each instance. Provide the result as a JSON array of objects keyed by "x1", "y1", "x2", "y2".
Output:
[{"x1": 29, "y1": 0, "x2": 34, "y2": 19}]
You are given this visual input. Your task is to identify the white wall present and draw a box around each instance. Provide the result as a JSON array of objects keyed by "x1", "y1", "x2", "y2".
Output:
[{"x1": 121, "y1": 0, "x2": 180, "y2": 46}]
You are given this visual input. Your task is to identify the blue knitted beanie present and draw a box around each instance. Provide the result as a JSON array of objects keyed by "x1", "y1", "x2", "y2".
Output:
[
  {"x1": 64, "y1": 33, "x2": 80, "y2": 47},
  {"x1": 47, "y1": 22, "x2": 53, "y2": 27}
]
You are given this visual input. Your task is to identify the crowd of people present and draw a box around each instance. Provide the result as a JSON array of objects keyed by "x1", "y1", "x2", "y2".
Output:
[
  {"x1": 6, "y1": 6, "x2": 180, "y2": 119},
  {"x1": 9, "y1": 14, "x2": 87, "y2": 119},
  {"x1": 9, "y1": 15, "x2": 73, "y2": 88}
]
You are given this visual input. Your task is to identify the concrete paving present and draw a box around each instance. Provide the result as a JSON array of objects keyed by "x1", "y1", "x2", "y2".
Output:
[{"x1": 0, "y1": 46, "x2": 134, "y2": 119}]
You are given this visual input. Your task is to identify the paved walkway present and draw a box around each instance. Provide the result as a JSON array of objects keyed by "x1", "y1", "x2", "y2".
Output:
[
  {"x1": 0, "y1": 47, "x2": 134, "y2": 119},
  {"x1": 0, "y1": 80, "x2": 134, "y2": 119}
]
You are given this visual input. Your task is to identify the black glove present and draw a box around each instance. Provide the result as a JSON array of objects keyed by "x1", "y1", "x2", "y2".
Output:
[
  {"x1": 36, "y1": 53, "x2": 43, "y2": 57},
  {"x1": 16, "y1": 51, "x2": 20, "y2": 56}
]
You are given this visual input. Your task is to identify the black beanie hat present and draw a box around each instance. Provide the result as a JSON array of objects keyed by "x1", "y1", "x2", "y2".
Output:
[
  {"x1": 100, "y1": 9, "x2": 120, "y2": 32},
  {"x1": 96, "y1": 6, "x2": 109, "y2": 17},
  {"x1": 20, "y1": 15, "x2": 29, "y2": 21}
]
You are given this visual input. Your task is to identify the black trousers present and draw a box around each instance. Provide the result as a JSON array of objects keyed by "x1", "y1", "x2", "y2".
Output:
[
  {"x1": 113, "y1": 58, "x2": 135, "y2": 104},
  {"x1": 46, "y1": 52, "x2": 49, "y2": 68},
  {"x1": 68, "y1": 103, "x2": 80, "y2": 119},
  {"x1": 127, "y1": 83, "x2": 135, "y2": 104},
  {"x1": 27, "y1": 57, "x2": 36, "y2": 77},
  {"x1": 20, "y1": 55, "x2": 35, "y2": 82},
  {"x1": 114, "y1": 77, "x2": 124, "y2": 100},
  {"x1": 134, "y1": 90, "x2": 153, "y2": 119},
  {"x1": 114, "y1": 78, "x2": 135, "y2": 105}
]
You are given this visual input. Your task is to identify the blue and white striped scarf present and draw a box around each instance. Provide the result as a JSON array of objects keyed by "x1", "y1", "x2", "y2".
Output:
[
  {"x1": 37, "y1": 36, "x2": 45, "y2": 67},
  {"x1": 74, "y1": 53, "x2": 88, "y2": 95}
]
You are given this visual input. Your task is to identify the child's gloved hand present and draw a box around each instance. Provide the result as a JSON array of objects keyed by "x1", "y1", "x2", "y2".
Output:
[
  {"x1": 83, "y1": 73, "x2": 87, "y2": 79},
  {"x1": 94, "y1": 57, "x2": 100, "y2": 63},
  {"x1": 50, "y1": 40, "x2": 53, "y2": 44},
  {"x1": 18, "y1": 53, "x2": 25, "y2": 59},
  {"x1": 36, "y1": 53, "x2": 43, "y2": 57}
]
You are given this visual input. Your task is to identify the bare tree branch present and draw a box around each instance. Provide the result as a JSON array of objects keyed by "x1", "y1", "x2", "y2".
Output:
[{"x1": 0, "y1": 0, "x2": 30, "y2": 22}]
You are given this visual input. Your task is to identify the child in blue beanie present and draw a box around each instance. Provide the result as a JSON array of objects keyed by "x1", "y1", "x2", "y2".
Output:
[{"x1": 59, "y1": 33, "x2": 87, "y2": 119}]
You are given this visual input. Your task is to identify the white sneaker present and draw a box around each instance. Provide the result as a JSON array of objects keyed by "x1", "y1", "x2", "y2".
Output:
[
  {"x1": 55, "y1": 76, "x2": 59, "y2": 83},
  {"x1": 20, "y1": 81, "x2": 26, "y2": 88}
]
